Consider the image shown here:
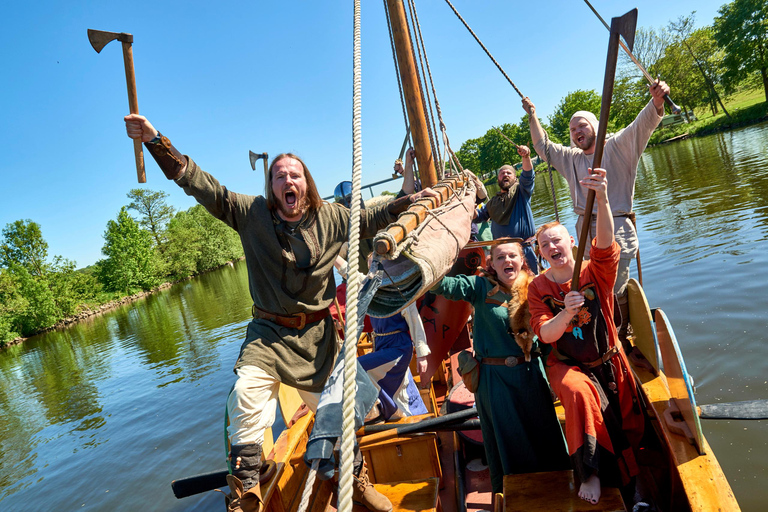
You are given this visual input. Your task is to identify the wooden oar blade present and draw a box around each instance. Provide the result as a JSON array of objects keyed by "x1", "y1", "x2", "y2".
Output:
[
  {"x1": 699, "y1": 399, "x2": 768, "y2": 420},
  {"x1": 171, "y1": 469, "x2": 228, "y2": 499}
]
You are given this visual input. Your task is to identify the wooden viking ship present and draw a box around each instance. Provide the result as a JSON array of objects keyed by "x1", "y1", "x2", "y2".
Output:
[{"x1": 170, "y1": 2, "x2": 756, "y2": 511}]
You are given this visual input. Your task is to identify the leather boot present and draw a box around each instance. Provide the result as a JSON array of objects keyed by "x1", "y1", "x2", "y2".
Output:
[
  {"x1": 225, "y1": 444, "x2": 264, "y2": 512},
  {"x1": 224, "y1": 474, "x2": 262, "y2": 512},
  {"x1": 352, "y1": 462, "x2": 393, "y2": 512}
]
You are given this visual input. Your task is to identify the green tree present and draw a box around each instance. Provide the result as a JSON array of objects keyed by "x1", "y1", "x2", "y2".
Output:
[
  {"x1": 126, "y1": 189, "x2": 175, "y2": 248},
  {"x1": 713, "y1": 0, "x2": 768, "y2": 101},
  {"x1": 164, "y1": 204, "x2": 243, "y2": 278},
  {"x1": 47, "y1": 257, "x2": 102, "y2": 317},
  {"x1": 96, "y1": 207, "x2": 160, "y2": 294},
  {"x1": 0, "y1": 268, "x2": 27, "y2": 343},
  {"x1": 548, "y1": 90, "x2": 602, "y2": 143},
  {"x1": 455, "y1": 137, "x2": 482, "y2": 176},
  {"x1": 4, "y1": 264, "x2": 59, "y2": 336},
  {"x1": 1, "y1": 219, "x2": 49, "y2": 277}
]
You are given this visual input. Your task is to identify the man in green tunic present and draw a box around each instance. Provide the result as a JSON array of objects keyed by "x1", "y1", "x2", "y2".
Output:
[{"x1": 125, "y1": 114, "x2": 438, "y2": 512}]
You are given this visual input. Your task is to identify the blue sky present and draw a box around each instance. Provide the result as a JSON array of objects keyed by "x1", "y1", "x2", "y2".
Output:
[{"x1": 1, "y1": 0, "x2": 726, "y2": 269}]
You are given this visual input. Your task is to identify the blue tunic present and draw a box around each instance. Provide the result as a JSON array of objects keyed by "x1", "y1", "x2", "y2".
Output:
[{"x1": 474, "y1": 169, "x2": 538, "y2": 273}]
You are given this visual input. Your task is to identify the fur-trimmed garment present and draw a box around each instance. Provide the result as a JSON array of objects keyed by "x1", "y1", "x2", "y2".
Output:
[{"x1": 433, "y1": 274, "x2": 568, "y2": 493}]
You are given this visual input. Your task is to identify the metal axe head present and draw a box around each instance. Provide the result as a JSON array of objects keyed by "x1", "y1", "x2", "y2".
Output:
[
  {"x1": 611, "y1": 9, "x2": 637, "y2": 52},
  {"x1": 249, "y1": 151, "x2": 268, "y2": 171},
  {"x1": 87, "y1": 29, "x2": 133, "y2": 53}
]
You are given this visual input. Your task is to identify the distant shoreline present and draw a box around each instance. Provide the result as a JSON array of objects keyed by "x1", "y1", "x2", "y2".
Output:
[
  {"x1": 1, "y1": 259, "x2": 241, "y2": 352},
  {"x1": 653, "y1": 113, "x2": 768, "y2": 146}
]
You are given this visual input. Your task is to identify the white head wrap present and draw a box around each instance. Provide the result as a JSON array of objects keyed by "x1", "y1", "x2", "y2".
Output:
[{"x1": 569, "y1": 110, "x2": 599, "y2": 148}]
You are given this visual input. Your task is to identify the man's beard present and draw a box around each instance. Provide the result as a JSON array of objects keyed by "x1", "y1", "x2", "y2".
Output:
[
  {"x1": 277, "y1": 195, "x2": 309, "y2": 220},
  {"x1": 499, "y1": 179, "x2": 513, "y2": 191},
  {"x1": 575, "y1": 132, "x2": 596, "y2": 151}
]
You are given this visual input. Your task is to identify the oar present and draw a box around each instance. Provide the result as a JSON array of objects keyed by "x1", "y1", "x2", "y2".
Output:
[
  {"x1": 698, "y1": 399, "x2": 768, "y2": 420},
  {"x1": 572, "y1": 9, "x2": 636, "y2": 289},
  {"x1": 171, "y1": 408, "x2": 478, "y2": 499}
]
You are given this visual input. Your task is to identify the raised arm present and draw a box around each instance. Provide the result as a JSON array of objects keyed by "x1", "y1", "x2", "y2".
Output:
[
  {"x1": 125, "y1": 114, "x2": 187, "y2": 180},
  {"x1": 394, "y1": 147, "x2": 417, "y2": 195},
  {"x1": 581, "y1": 168, "x2": 613, "y2": 249},
  {"x1": 522, "y1": 97, "x2": 546, "y2": 150}
]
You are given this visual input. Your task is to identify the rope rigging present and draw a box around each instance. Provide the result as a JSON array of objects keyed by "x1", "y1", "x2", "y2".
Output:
[
  {"x1": 404, "y1": 0, "x2": 442, "y2": 176},
  {"x1": 442, "y1": 0, "x2": 525, "y2": 99}
]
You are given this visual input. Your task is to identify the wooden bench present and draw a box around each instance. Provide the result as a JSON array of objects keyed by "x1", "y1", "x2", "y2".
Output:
[{"x1": 502, "y1": 470, "x2": 625, "y2": 512}]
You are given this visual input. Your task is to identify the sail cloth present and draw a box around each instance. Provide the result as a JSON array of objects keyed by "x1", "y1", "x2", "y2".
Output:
[{"x1": 367, "y1": 171, "x2": 478, "y2": 318}]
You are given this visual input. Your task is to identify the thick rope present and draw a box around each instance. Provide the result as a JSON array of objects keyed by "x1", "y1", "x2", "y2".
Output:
[
  {"x1": 338, "y1": 1, "x2": 363, "y2": 511},
  {"x1": 296, "y1": 460, "x2": 320, "y2": 512},
  {"x1": 443, "y1": 0, "x2": 525, "y2": 98}
]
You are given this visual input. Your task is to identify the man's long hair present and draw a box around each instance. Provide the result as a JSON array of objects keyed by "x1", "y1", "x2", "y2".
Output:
[{"x1": 265, "y1": 153, "x2": 323, "y2": 213}]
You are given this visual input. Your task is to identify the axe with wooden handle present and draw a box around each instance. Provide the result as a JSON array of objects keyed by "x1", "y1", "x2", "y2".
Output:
[
  {"x1": 88, "y1": 29, "x2": 146, "y2": 183},
  {"x1": 572, "y1": 9, "x2": 637, "y2": 290},
  {"x1": 249, "y1": 151, "x2": 269, "y2": 176}
]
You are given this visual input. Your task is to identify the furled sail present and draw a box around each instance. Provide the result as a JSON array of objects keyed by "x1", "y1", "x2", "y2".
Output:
[{"x1": 367, "y1": 171, "x2": 478, "y2": 318}]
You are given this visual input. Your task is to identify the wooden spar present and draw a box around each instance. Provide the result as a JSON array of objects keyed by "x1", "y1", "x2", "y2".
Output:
[
  {"x1": 386, "y1": 0, "x2": 438, "y2": 188},
  {"x1": 374, "y1": 174, "x2": 465, "y2": 256},
  {"x1": 571, "y1": 9, "x2": 636, "y2": 290}
]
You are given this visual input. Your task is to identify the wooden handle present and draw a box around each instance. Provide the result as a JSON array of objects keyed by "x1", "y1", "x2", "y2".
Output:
[
  {"x1": 664, "y1": 94, "x2": 681, "y2": 114},
  {"x1": 121, "y1": 41, "x2": 146, "y2": 183}
]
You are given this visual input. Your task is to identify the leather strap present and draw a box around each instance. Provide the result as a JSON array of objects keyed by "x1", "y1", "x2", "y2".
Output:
[
  {"x1": 482, "y1": 349, "x2": 541, "y2": 367},
  {"x1": 144, "y1": 132, "x2": 186, "y2": 180},
  {"x1": 251, "y1": 304, "x2": 330, "y2": 330},
  {"x1": 583, "y1": 345, "x2": 620, "y2": 369}
]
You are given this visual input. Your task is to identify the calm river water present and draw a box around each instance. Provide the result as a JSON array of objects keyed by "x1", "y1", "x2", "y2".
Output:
[{"x1": 2, "y1": 123, "x2": 767, "y2": 511}]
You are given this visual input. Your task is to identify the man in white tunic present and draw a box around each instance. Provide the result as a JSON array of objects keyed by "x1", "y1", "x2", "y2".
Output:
[{"x1": 521, "y1": 79, "x2": 670, "y2": 347}]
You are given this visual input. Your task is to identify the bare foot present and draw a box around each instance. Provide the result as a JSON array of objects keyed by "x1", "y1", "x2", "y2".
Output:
[{"x1": 578, "y1": 474, "x2": 601, "y2": 505}]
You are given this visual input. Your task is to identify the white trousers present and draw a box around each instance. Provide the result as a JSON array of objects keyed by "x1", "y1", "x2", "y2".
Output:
[{"x1": 227, "y1": 365, "x2": 321, "y2": 446}]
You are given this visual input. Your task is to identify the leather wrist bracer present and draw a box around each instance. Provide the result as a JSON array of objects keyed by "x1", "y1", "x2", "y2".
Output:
[
  {"x1": 144, "y1": 133, "x2": 187, "y2": 180},
  {"x1": 386, "y1": 195, "x2": 413, "y2": 216}
]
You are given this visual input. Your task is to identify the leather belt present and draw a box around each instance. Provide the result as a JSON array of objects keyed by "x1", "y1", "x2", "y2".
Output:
[
  {"x1": 482, "y1": 350, "x2": 541, "y2": 367},
  {"x1": 583, "y1": 345, "x2": 620, "y2": 369},
  {"x1": 252, "y1": 304, "x2": 330, "y2": 330}
]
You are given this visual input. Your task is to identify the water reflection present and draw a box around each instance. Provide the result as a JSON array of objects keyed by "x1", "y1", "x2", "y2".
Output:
[{"x1": 0, "y1": 260, "x2": 253, "y2": 510}]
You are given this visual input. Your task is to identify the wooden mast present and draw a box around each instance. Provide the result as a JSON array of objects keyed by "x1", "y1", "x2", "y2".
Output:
[{"x1": 386, "y1": 0, "x2": 438, "y2": 188}]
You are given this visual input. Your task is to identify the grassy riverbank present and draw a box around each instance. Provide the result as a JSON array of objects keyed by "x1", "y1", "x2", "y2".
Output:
[{"x1": 650, "y1": 87, "x2": 768, "y2": 145}]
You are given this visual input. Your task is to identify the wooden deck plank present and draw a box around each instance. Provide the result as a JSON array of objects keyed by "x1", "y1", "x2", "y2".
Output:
[{"x1": 502, "y1": 470, "x2": 625, "y2": 512}]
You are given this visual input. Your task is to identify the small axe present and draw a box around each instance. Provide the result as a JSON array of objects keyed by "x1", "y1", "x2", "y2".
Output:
[
  {"x1": 88, "y1": 29, "x2": 146, "y2": 183},
  {"x1": 249, "y1": 151, "x2": 269, "y2": 175}
]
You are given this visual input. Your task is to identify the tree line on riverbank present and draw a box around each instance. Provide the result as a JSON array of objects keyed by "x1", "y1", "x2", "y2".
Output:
[
  {"x1": 2, "y1": 1, "x2": 764, "y2": 347},
  {"x1": 0, "y1": 190, "x2": 243, "y2": 346},
  {"x1": 455, "y1": 1, "x2": 768, "y2": 175}
]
